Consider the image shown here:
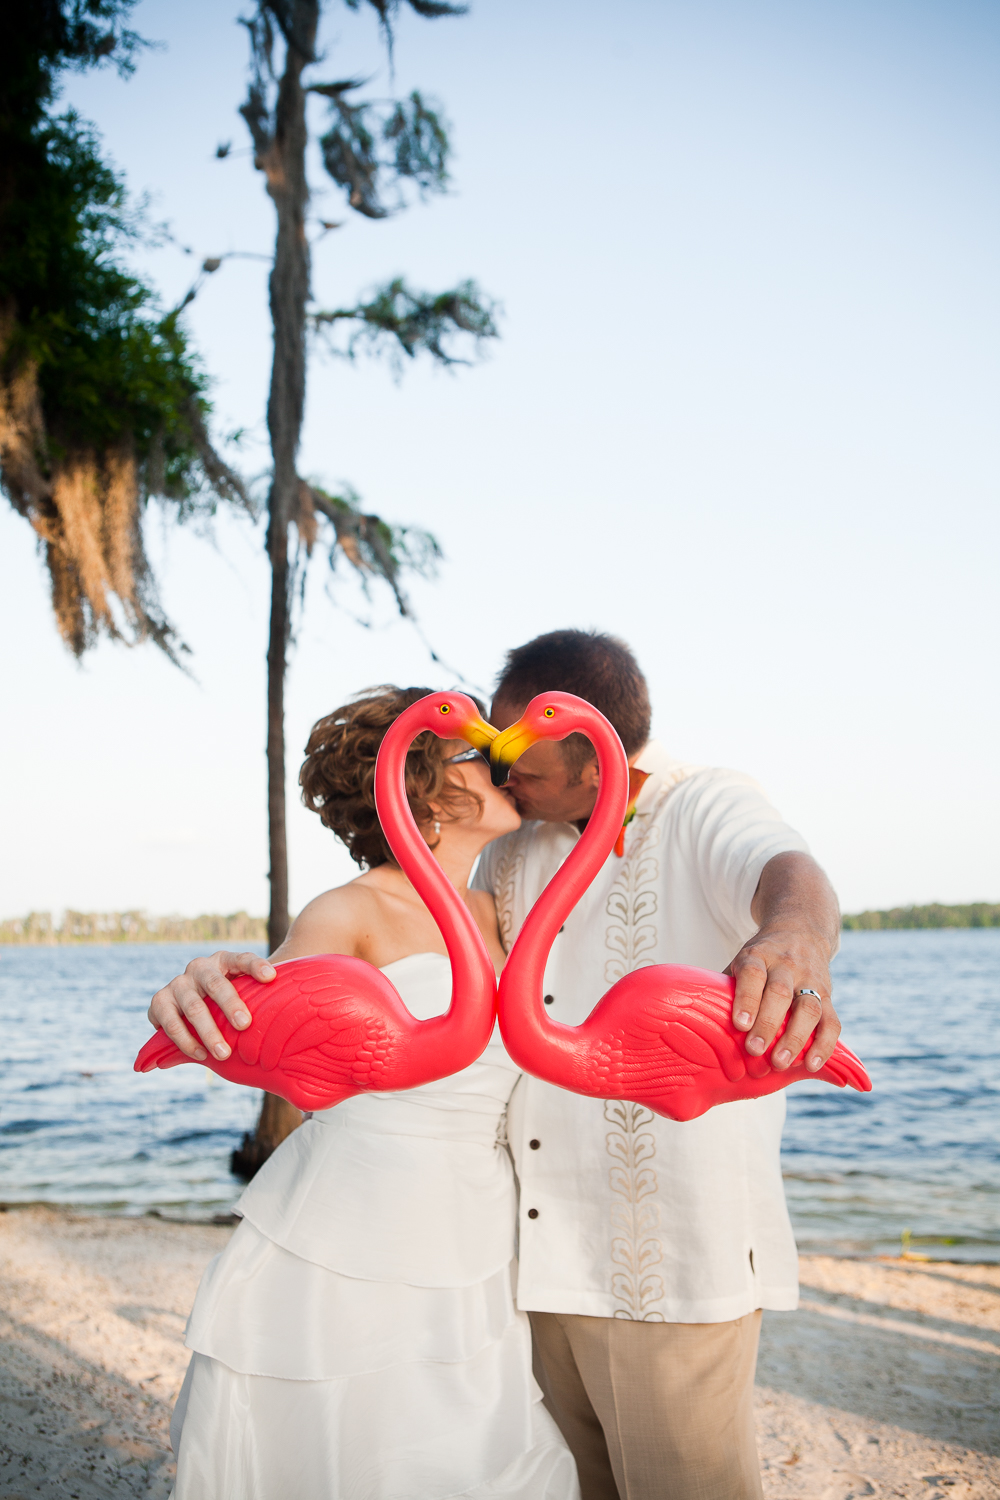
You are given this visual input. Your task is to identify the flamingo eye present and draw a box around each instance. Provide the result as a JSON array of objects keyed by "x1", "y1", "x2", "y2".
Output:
[
  {"x1": 543, "y1": 707, "x2": 555, "y2": 718},
  {"x1": 439, "y1": 703, "x2": 451, "y2": 714}
]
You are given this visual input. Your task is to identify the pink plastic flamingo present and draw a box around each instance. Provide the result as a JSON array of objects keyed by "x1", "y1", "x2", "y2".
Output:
[
  {"x1": 134, "y1": 693, "x2": 498, "y2": 1111},
  {"x1": 490, "y1": 692, "x2": 872, "y2": 1123}
]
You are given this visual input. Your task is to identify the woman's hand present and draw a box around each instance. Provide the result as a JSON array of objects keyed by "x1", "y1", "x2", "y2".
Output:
[{"x1": 146, "y1": 950, "x2": 276, "y2": 1062}]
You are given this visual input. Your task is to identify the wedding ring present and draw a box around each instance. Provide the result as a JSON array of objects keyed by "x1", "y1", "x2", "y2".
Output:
[{"x1": 797, "y1": 987, "x2": 823, "y2": 1002}]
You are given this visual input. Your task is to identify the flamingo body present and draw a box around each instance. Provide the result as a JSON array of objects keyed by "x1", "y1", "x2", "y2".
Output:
[
  {"x1": 505, "y1": 963, "x2": 871, "y2": 1124},
  {"x1": 134, "y1": 954, "x2": 447, "y2": 1111},
  {"x1": 134, "y1": 693, "x2": 500, "y2": 1107},
  {"x1": 491, "y1": 693, "x2": 872, "y2": 1123}
]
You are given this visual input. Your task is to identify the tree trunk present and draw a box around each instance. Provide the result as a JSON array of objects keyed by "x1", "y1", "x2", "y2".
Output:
[
  {"x1": 262, "y1": 4, "x2": 315, "y2": 953},
  {"x1": 266, "y1": 497, "x2": 291, "y2": 952},
  {"x1": 230, "y1": 1090, "x2": 304, "y2": 1180},
  {"x1": 238, "y1": 1, "x2": 319, "y2": 1176}
]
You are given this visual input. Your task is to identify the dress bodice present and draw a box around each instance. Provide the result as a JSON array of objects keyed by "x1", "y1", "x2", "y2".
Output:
[
  {"x1": 235, "y1": 952, "x2": 521, "y2": 1286},
  {"x1": 312, "y1": 952, "x2": 518, "y2": 1145}
]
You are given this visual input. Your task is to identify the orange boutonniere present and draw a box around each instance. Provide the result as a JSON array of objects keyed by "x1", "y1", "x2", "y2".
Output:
[{"x1": 613, "y1": 767, "x2": 651, "y2": 857}]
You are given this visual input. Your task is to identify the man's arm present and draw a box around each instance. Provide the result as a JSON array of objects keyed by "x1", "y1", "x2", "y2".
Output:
[
  {"x1": 728, "y1": 851, "x2": 842, "y2": 1072},
  {"x1": 147, "y1": 951, "x2": 276, "y2": 1062},
  {"x1": 145, "y1": 888, "x2": 372, "y2": 1060}
]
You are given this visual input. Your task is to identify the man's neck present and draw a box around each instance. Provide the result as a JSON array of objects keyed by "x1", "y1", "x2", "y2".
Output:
[{"x1": 574, "y1": 749, "x2": 645, "y2": 833}]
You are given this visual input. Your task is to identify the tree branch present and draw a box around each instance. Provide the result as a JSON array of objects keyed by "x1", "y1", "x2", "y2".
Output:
[
  {"x1": 262, "y1": 0, "x2": 319, "y2": 60},
  {"x1": 344, "y1": 0, "x2": 468, "y2": 66},
  {"x1": 311, "y1": 276, "x2": 499, "y2": 370},
  {"x1": 315, "y1": 83, "x2": 450, "y2": 217},
  {"x1": 181, "y1": 398, "x2": 256, "y2": 515},
  {"x1": 303, "y1": 481, "x2": 441, "y2": 617}
]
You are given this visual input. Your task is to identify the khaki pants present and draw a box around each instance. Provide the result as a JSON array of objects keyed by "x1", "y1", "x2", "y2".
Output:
[{"x1": 529, "y1": 1310, "x2": 764, "y2": 1500}]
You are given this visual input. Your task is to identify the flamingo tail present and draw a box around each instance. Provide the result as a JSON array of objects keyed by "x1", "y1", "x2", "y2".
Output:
[
  {"x1": 818, "y1": 1042, "x2": 872, "y2": 1094},
  {"x1": 134, "y1": 1030, "x2": 190, "y2": 1073}
]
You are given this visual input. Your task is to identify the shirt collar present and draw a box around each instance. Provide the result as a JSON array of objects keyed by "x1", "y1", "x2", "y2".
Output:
[{"x1": 629, "y1": 739, "x2": 692, "y2": 812}]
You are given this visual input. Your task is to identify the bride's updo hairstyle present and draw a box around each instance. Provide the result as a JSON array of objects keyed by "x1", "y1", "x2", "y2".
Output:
[{"x1": 300, "y1": 685, "x2": 486, "y2": 869}]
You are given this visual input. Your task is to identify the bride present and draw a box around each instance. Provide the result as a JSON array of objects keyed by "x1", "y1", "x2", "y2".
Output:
[{"x1": 147, "y1": 685, "x2": 580, "y2": 1500}]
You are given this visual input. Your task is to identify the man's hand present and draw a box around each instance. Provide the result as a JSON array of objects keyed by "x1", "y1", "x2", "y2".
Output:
[
  {"x1": 146, "y1": 950, "x2": 276, "y2": 1062},
  {"x1": 728, "y1": 852, "x2": 842, "y2": 1073}
]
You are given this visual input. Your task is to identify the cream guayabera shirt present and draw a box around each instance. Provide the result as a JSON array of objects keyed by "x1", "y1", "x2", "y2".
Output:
[{"x1": 473, "y1": 739, "x2": 809, "y2": 1325}]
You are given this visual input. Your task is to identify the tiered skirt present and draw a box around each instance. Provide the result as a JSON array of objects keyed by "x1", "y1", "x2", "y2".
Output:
[{"x1": 170, "y1": 1106, "x2": 579, "y2": 1499}]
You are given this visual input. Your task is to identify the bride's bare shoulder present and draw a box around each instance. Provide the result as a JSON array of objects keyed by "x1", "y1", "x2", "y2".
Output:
[{"x1": 271, "y1": 877, "x2": 382, "y2": 962}]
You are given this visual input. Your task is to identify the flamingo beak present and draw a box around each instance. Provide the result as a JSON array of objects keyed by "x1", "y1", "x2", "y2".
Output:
[
  {"x1": 489, "y1": 720, "x2": 540, "y2": 786},
  {"x1": 460, "y1": 714, "x2": 498, "y2": 756}
]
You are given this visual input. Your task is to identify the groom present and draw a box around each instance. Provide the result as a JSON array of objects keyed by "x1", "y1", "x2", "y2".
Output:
[{"x1": 473, "y1": 628, "x2": 842, "y2": 1500}]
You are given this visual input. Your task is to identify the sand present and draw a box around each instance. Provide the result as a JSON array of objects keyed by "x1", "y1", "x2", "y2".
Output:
[
  {"x1": 0, "y1": 1206, "x2": 997, "y2": 1499},
  {"x1": 756, "y1": 1257, "x2": 999, "y2": 1499}
]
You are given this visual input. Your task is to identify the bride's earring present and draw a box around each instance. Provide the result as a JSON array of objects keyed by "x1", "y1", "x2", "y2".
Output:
[{"x1": 433, "y1": 820, "x2": 441, "y2": 835}]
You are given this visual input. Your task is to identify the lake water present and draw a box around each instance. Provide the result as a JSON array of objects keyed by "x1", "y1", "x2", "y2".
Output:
[{"x1": 1, "y1": 931, "x2": 998, "y2": 1259}]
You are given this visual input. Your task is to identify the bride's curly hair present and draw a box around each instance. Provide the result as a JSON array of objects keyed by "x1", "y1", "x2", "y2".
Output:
[{"x1": 300, "y1": 685, "x2": 486, "y2": 869}]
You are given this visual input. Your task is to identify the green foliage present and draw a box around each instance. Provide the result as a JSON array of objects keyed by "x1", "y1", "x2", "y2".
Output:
[
  {"x1": 6, "y1": 112, "x2": 216, "y2": 498},
  {"x1": 1, "y1": 1, "x2": 242, "y2": 510},
  {"x1": 386, "y1": 92, "x2": 449, "y2": 185},
  {"x1": 1, "y1": 0, "x2": 249, "y2": 664},
  {"x1": 3, "y1": 1, "x2": 145, "y2": 131},
  {"x1": 315, "y1": 85, "x2": 451, "y2": 217},
  {"x1": 842, "y1": 903, "x2": 1000, "y2": 930},
  {"x1": 345, "y1": 0, "x2": 466, "y2": 20},
  {"x1": 313, "y1": 276, "x2": 499, "y2": 369},
  {"x1": 2, "y1": 106, "x2": 222, "y2": 506},
  {"x1": 343, "y1": 0, "x2": 468, "y2": 60}
]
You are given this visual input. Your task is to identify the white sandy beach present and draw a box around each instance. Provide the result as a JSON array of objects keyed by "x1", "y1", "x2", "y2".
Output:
[{"x1": 0, "y1": 1206, "x2": 997, "y2": 1499}]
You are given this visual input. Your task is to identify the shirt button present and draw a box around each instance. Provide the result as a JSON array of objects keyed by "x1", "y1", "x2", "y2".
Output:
[
  {"x1": 529, "y1": 1139, "x2": 541, "y2": 1150},
  {"x1": 527, "y1": 1208, "x2": 539, "y2": 1219},
  {"x1": 543, "y1": 994, "x2": 554, "y2": 1006}
]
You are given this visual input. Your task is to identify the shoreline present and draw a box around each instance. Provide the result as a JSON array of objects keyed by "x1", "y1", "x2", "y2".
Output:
[
  {"x1": 4, "y1": 909, "x2": 999, "y2": 944},
  {"x1": 5, "y1": 1201, "x2": 997, "y2": 1267},
  {"x1": 1, "y1": 1205, "x2": 997, "y2": 1499}
]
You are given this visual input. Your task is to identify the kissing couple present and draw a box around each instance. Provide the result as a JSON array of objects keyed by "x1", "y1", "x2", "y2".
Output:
[{"x1": 148, "y1": 629, "x2": 845, "y2": 1500}]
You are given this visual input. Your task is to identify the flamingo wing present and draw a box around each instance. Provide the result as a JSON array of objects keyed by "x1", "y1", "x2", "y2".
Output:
[
  {"x1": 590, "y1": 968, "x2": 746, "y2": 1096},
  {"x1": 133, "y1": 954, "x2": 413, "y2": 1110},
  {"x1": 589, "y1": 964, "x2": 871, "y2": 1121},
  {"x1": 224, "y1": 956, "x2": 412, "y2": 1106},
  {"x1": 260, "y1": 961, "x2": 409, "y2": 1098}
]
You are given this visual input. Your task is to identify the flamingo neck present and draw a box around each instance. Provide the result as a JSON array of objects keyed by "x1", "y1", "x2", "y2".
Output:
[
  {"x1": 497, "y1": 713, "x2": 629, "y2": 1078},
  {"x1": 374, "y1": 716, "x2": 496, "y2": 1053}
]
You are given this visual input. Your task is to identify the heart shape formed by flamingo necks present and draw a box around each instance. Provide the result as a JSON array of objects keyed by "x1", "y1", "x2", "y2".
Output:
[
  {"x1": 490, "y1": 692, "x2": 872, "y2": 1123},
  {"x1": 133, "y1": 693, "x2": 499, "y2": 1111}
]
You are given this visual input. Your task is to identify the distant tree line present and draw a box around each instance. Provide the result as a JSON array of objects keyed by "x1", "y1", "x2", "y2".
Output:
[
  {"x1": 0, "y1": 910, "x2": 267, "y2": 944},
  {"x1": 6, "y1": 903, "x2": 999, "y2": 943},
  {"x1": 842, "y1": 903, "x2": 1000, "y2": 930}
]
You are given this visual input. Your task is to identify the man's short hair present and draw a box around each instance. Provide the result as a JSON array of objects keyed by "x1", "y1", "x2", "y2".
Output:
[{"x1": 493, "y1": 629, "x2": 651, "y2": 773}]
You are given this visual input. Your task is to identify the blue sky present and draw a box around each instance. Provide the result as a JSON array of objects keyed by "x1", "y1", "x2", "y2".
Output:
[{"x1": 2, "y1": 0, "x2": 998, "y2": 919}]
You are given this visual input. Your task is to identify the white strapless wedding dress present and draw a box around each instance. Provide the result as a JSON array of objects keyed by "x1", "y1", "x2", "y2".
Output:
[{"x1": 170, "y1": 953, "x2": 579, "y2": 1500}]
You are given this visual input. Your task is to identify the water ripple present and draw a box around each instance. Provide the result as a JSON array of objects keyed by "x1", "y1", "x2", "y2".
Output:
[
  {"x1": 783, "y1": 928, "x2": 1000, "y2": 1260},
  {"x1": 0, "y1": 943, "x2": 265, "y2": 1218}
]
